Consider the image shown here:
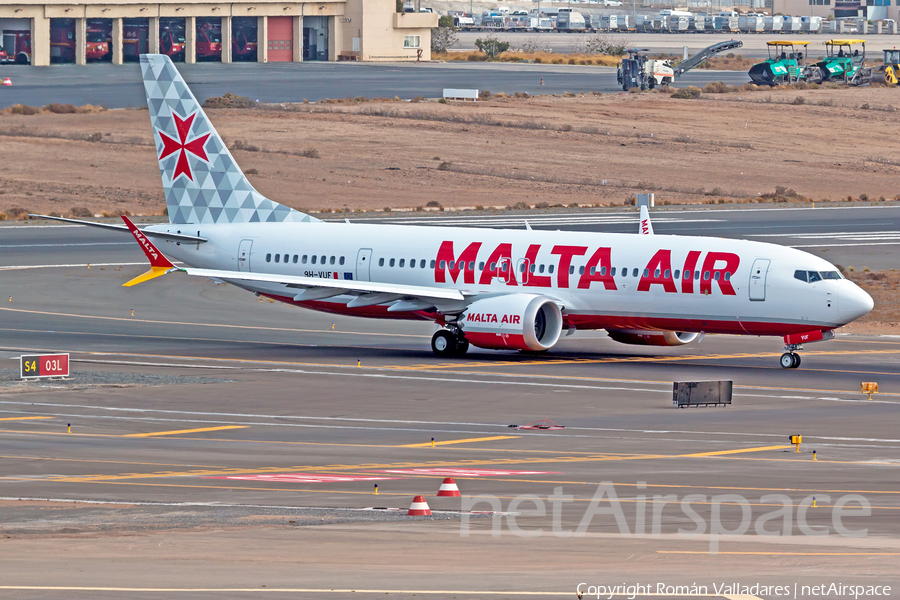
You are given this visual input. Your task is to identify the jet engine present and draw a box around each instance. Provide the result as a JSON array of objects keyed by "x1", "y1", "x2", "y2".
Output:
[
  {"x1": 606, "y1": 329, "x2": 700, "y2": 347},
  {"x1": 461, "y1": 294, "x2": 563, "y2": 351}
]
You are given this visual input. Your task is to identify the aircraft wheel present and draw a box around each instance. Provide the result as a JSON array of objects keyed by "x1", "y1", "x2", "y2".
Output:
[
  {"x1": 432, "y1": 330, "x2": 457, "y2": 357},
  {"x1": 780, "y1": 352, "x2": 796, "y2": 369},
  {"x1": 454, "y1": 337, "x2": 470, "y2": 356},
  {"x1": 791, "y1": 353, "x2": 801, "y2": 369}
]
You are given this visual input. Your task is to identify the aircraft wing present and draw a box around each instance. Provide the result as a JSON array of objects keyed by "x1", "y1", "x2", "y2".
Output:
[
  {"x1": 29, "y1": 214, "x2": 207, "y2": 243},
  {"x1": 180, "y1": 267, "x2": 466, "y2": 302}
]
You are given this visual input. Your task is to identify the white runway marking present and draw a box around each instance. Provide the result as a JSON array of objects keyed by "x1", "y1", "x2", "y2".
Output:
[{"x1": 4, "y1": 398, "x2": 900, "y2": 447}]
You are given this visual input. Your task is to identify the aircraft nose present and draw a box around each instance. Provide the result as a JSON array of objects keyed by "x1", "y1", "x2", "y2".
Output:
[{"x1": 839, "y1": 283, "x2": 874, "y2": 323}]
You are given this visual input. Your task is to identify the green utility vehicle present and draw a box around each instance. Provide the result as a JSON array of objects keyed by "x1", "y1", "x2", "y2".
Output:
[
  {"x1": 807, "y1": 39, "x2": 872, "y2": 86},
  {"x1": 748, "y1": 41, "x2": 810, "y2": 85}
]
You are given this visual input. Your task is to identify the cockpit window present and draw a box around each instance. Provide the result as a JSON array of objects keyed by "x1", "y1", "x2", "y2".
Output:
[{"x1": 796, "y1": 269, "x2": 843, "y2": 283}]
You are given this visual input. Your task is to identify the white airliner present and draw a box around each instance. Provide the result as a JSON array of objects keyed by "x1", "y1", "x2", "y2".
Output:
[{"x1": 37, "y1": 54, "x2": 874, "y2": 369}]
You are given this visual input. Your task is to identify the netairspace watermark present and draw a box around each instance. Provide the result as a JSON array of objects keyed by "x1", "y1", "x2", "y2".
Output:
[
  {"x1": 575, "y1": 582, "x2": 892, "y2": 599},
  {"x1": 460, "y1": 482, "x2": 872, "y2": 553}
]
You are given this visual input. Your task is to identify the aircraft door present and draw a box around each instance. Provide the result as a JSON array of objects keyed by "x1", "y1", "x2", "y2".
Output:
[
  {"x1": 356, "y1": 248, "x2": 372, "y2": 282},
  {"x1": 749, "y1": 258, "x2": 770, "y2": 301},
  {"x1": 516, "y1": 257, "x2": 531, "y2": 285},
  {"x1": 237, "y1": 239, "x2": 252, "y2": 272}
]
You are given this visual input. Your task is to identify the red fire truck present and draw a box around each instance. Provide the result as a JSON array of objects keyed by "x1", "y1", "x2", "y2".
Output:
[
  {"x1": 86, "y1": 25, "x2": 111, "y2": 61},
  {"x1": 196, "y1": 23, "x2": 222, "y2": 60},
  {"x1": 3, "y1": 29, "x2": 32, "y2": 64}
]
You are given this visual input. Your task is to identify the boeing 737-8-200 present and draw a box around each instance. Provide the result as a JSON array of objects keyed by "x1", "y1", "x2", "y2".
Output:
[{"x1": 35, "y1": 55, "x2": 874, "y2": 369}]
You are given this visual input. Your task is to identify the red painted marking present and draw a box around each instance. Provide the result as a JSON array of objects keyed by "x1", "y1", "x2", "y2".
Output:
[
  {"x1": 121, "y1": 215, "x2": 174, "y2": 268},
  {"x1": 466, "y1": 331, "x2": 529, "y2": 351},
  {"x1": 207, "y1": 473, "x2": 400, "y2": 483},
  {"x1": 376, "y1": 468, "x2": 560, "y2": 477},
  {"x1": 784, "y1": 330, "x2": 825, "y2": 345},
  {"x1": 157, "y1": 111, "x2": 210, "y2": 182}
]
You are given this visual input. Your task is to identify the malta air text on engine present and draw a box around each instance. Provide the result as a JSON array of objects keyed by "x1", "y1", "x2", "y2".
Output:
[
  {"x1": 467, "y1": 313, "x2": 522, "y2": 324},
  {"x1": 434, "y1": 241, "x2": 741, "y2": 294}
]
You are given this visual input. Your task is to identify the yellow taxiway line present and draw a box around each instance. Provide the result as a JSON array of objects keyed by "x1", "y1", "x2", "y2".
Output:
[
  {"x1": 0, "y1": 416, "x2": 54, "y2": 421},
  {"x1": 125, "y1": 426, "x2": 248, "y2": 438},
  {"x1": 400, "y1": 435, "x2": 520, "y2": 447}
]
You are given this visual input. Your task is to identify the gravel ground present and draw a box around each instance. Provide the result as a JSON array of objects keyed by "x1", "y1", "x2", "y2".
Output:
[
  {"x1": 0, "y1": 368, "x2": 231, "y2": 391},
  {"x1": 0, "y1": 499, "x2": 488, "y2": 536}
]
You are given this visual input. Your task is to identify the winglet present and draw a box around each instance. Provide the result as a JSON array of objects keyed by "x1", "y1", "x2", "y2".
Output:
[
  {"x1": 121, "y1": 215, "x2": 175, "y2": 287},
  {"x1": 639, "y1": 205, "x2": 654, "y2": 235}
]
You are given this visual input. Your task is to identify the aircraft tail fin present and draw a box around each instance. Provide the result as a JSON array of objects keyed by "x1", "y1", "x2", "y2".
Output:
[
  {"x1": 140, "y1": 54, "x2": 318, "y2": 226},
  {"x1": 639, "y1": 205, "x2": 654, "y2": 235}
]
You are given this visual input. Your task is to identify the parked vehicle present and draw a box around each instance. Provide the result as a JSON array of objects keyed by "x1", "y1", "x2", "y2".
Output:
[
  {"x1": 2, "y1": 30, "x2": 30, "y2": 64},
  {"x1": 232, "y1": 26, "x2": 257, "y2": 61},
  {"x1": 556, "y1": 8, "x2": 587, "y2": 31},
  {"x1": 160, "y1": 28, "x2": 186, "y2": 61},
  {"x1": 807, "y1": 39, "x2": 872, "y2": 86},
  {"x1": 196, "y1": 24, "x2": 222, "y2": 60},
  {"x1": 86, "y1": 26, "x2": 111, "y2": 61},
  {"x1": 748, "y1": 41, "x2": 810, "y2": 85},
  {"x1": 618, "y1": 40, "x2": 742, "y2": 91}
]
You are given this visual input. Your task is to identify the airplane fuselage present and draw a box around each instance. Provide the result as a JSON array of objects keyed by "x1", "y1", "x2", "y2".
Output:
[{"x1": 147, "y1": 221, "x2": 873, "y2": 336}]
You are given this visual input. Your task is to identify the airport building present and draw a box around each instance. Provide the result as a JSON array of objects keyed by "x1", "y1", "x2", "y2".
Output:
[{"x1": 0, "y1": 0, "x2": 437, "y2": 66}]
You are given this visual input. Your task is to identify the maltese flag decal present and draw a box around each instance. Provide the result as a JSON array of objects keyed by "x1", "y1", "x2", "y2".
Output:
[{"x1": 157, "y1": 111, "x2": 210, "y2": 182}]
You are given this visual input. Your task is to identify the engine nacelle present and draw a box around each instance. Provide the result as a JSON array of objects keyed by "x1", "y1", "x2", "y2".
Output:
[
  {"x1": 461, "y1": 294, "x2": 563, "y2": 351},
  {"x1": 606, "y1": 329, "x2": 700, "y2": 347}
]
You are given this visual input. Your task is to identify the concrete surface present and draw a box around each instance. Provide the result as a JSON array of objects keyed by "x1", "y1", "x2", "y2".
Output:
[{"x1": 0, "y1": 61, "x2": 750, "y2": 109}]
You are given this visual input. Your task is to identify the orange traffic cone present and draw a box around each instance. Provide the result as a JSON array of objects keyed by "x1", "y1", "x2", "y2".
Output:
[
  {"x1": 436, "y1": 477, "x2": 461, "y2": 497},
  {"x1": 1, "y1": 78, "x2": 11, "y2": 86},
  {"x1": 407, "y1": 495, "x2": 432, "y2": 516}
]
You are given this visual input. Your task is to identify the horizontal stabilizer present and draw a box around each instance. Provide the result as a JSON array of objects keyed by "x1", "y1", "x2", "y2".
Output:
[{"x1": 29, "y1": 214, "x2": 207, "y2": 243}]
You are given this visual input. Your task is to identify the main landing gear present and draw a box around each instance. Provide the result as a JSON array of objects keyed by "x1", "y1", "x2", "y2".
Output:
[
  {"x1": 432, "y1": 328, "x2": 469, "y2": 357},
  {"x1": 780, "y1": 344, "x2": 802, "y2": 369}
]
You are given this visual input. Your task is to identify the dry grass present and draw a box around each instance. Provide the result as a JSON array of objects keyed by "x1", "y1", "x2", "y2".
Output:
[
  {"x1": 846, "y1": 270, "x2": 900, "y2": 324},
  {"x1": 434, "y1": 50, "x2": 620, "y2": 67}
]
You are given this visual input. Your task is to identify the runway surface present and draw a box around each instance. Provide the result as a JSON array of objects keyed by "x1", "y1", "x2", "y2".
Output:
[
  {"x1": 0, "y1": 61, "x2": 749, "y2": 109},
  {"x1": 1, "y1": 210, "x2": 899, "y2": 598}
]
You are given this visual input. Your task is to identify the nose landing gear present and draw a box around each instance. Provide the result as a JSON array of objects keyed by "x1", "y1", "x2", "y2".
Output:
[
  {"x1": 780, "y1": 343, "x2": 802, "y2": 369},
  {"x1": 431, "y1": 327, "x2": 469, "y2": 357}
]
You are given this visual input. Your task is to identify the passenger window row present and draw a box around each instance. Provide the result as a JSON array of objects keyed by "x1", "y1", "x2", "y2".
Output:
[
  {"x1": 379, "y1": 258, "x2": 433, "y2": 269},
  {"x1": 265, "y1": 253, "x2": 346, "y2": 266}
]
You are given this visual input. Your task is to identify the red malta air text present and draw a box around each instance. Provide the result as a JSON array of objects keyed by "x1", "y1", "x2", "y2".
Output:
[
  {"x1": 434, "y1": 241, "x2": 740, "y2": 295},
  {"x1": 467, "y1": 313, "x2": 522, "y2": 324}
]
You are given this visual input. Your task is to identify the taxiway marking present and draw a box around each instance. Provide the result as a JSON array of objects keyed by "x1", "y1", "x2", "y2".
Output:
[
  {"x1": 0, "y1": 306, "x2": 426, "y2": 338},
  {"x1": 400, "y1": 435, "x2": 520, "y2": 447},
  {"x1": 680, "y1": 445, "x2": 791, "y2": 457},
  {"x1": 125, "y1": 425, "x2": 248, "y2": 438},
  {"x1": 0, "y1": 416, "x2": 53, "y2": 421}
]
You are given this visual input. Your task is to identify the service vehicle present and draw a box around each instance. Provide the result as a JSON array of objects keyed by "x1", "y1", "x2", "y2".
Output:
[
  {"x1": 748, "y1": 41, "x2": 810, "y2": 86},
  {"x1": 618, "y1": 39, "x2": 743, "y2": 91},
  {"x1": 807, "y1": 39, "x2": 872, "y2": 85}
]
